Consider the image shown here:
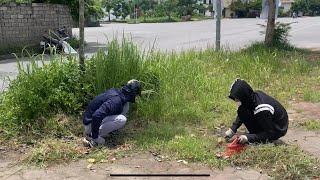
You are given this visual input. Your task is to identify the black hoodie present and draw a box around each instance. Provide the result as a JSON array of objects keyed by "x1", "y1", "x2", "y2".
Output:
[{"x1": 229, "y1": 79, "x2": 288, "y2": 143}]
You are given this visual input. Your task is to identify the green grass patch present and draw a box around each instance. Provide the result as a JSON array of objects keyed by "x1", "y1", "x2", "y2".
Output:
[
  {"x1": 231, "y1": 144, "x2": 320, "y2": 179},
  {"x1": 164, "y1": 135, "x2": 226, "y2": 168},
  {"x1": 132, "y1": 121, "x2": 186, "y2": 148},
  {"x1": 299, "y1": 120, "x2": 320, "y2": 130},
  {"x1": 303, "y1": 90, "x2": 320, "y2": 103},
  {"x1": 22, "y1": 138, "x2": 85, "y2": 167}
]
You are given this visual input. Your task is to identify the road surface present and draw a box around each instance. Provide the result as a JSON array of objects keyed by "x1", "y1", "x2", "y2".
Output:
[
  {"x1": 73, "y1": 17, "x2": 320, "y2": 55},
  {"x1": 1, "y1": 17, "x2": 320, "y2": 91}
]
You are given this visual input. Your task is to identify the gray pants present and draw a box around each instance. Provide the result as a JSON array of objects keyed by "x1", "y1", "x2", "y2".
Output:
[{"x1": 84, "y1": 103, "x2": 129, "y2": 138}]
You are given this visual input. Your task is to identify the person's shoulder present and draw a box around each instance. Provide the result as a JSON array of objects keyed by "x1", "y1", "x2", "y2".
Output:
[
  {"x1": 254, "y1": 91, "x2": 275, "y2": 114},
  {"x1": 104, "y1": 88, "x2": 121, "y2": 95},
  {"x1": 255, "y1": 90, "x2": 276, "y2": 102}
]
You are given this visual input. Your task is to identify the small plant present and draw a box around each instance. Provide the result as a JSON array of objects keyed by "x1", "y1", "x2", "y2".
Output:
[
  {"x1": 273, "y1": 22, "x2": 292, "y2": 45},
  {"x1": 259, "y1": 22, "x2": 295, "y2": 46}
]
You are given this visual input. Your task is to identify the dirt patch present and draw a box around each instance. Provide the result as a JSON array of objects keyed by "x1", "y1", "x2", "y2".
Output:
[
  {"x1": 283, "y1": 129, "x2": 320, "y2": 159},
  {"x1": 288, "y1": 102, "x2": 320, "y2": 124},
  {"x1": 0, "y1": 152, "x2": 270, "y2": 180},
  {"x1": 282, "y1": 101, "x2": 320, "y2": 159}
]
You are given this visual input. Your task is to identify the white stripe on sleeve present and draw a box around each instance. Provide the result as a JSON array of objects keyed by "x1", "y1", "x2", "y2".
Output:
[{"x1": 254, "y1": 104, "x2": 274, "y2": 115}]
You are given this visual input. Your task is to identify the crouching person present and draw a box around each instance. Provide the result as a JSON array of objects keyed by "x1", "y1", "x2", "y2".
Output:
[
  {"x1": 83, "y1": 79, "x2": 141, "y2": 147},
  {"x1": 225, "y1": 79, "x2": 288, "y2": 144}
]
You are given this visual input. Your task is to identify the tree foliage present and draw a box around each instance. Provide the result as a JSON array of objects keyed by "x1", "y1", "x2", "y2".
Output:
[
  {"x1": 230, "y1": 0, "x2": 262, "y2": 17},
  {"x1": 101, "y1": 0, "x2": 206, "y2": 20},
  {"x1": 291, "y1": 0, "x2": 320, "y2": 16},
  {"x1": 1, "y1": 0, "x2": 105, "y2": 21}
]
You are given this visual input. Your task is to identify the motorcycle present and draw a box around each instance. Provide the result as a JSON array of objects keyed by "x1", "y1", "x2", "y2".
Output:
[{"x1": 40, "y1": 27, "x2": 77, "y2": 55}]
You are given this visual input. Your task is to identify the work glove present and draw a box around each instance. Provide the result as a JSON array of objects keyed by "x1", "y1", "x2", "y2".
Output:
[
  {"x1": 237, "y1": 135, "x2": 248, "y2": 144},
  {"x1": 88, "y1": 136, "x2": 105, "y2": 148},
  {"x1": 225, "y1": 128, "x2": 235, "y2": 139}
]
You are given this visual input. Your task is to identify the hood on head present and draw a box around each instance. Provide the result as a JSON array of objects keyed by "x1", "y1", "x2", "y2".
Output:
[
  {"x1": 228, "y1": 79, "x2": 255, "y2": 109},
  {"x1": 121, "y1": 79, "x2": 141, "y2": 103}
]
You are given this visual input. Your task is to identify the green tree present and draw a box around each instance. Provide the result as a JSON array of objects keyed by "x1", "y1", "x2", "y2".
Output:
[
  {"x1": 103, "y1": 0, "x2": 118, "y2": 21},
  {"x1": 230, "y1": 0, "x2": 248, "y2": 17},
  {"x1": 177, "y1": 0, "x2": 197, "y2": 16},
  {"x1": 248, "y1": 0, "x2": 262, "y2": 11},
  {"x1": 32, "y1": 0, "x2": 104, "y2": 22},
  {"x1": 230, "y1": 0, "x2": 262, "y2": 17},
  {"x1": 291, "y1": 0, "x2": 308, "y2": 13},
  {"x1": 139, "y1": 0, "x2": 157, "y2": 13},
  {"x1": 309, "y1": 0, "x2": 320, "y2": 15},
  {"x1": 195, "y1": 1, "x2": 206, "y2": 15},
  {"x1": 163, "y1": 0, "x2": 178, "y2": 20},
  {"x1": 113, "y1": 0, "x2": 130, "y2": 19},
  {"x1": 291, "y1": 0, "x2": 320, "y2": 16}
]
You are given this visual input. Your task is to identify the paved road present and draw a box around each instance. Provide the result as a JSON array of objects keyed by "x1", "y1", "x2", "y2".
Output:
[
  {"x1": 1, "y1": 17, "x2": 319, "y2": 91},
  {"x1": 73, "y1": 17, "x2": 320, "y2": 55}
]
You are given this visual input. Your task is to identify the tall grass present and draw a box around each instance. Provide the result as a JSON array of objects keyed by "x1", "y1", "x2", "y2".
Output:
[
  {"x1": 2, "y1": 39, "x2": 317, "y2": 137},
  {"x1": 88, "y1": 39, "x2": 145, "y2": 94},
  {"x1": 133, "y1": 43, "x2": 318, "y2": 130}
]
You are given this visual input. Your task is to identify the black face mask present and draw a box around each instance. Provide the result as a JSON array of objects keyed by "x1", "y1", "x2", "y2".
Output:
[{"x1": 229, "y1": 79, "x2": 255, "y2": 109}]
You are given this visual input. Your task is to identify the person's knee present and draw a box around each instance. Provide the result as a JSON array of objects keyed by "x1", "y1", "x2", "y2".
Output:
[{"x1": 115, "y1": 115, "x2": 127, "y2": 125}]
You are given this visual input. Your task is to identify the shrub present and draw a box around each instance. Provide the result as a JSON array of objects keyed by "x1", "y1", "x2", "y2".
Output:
[
  {"x1": 259, "y1": 22, "x2": 294, "y2": 46},
  {"x1": 0, "y1": 56, "x2": 90, "y2": 135},
  {"x1": 273, "y1": 22, "x2": 292, "y2": 45}
]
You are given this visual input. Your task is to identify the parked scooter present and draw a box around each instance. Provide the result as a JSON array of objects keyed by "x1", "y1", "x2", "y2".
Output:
[{"x1": 40, "y1": 27, "x2": 77, "y2": 55}]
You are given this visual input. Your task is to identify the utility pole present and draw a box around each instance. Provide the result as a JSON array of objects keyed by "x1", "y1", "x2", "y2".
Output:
[
  {"x1": 79, "y1": 0, "x2": 85, "y2": 72},
  {"x1": 216, "y1": 0, "x2": 221, "y2": 51}
]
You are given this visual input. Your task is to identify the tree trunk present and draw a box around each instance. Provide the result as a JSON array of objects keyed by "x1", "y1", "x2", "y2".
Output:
[
  {"x1": 108, "y1": 10, "x2": 111, "y2": 22},
  {"x1": 79, "y1": 0, "x2": 85, "y2": 72},
  {"x1": 265, "y1": 0, "x2": 276, "y2": 45}
]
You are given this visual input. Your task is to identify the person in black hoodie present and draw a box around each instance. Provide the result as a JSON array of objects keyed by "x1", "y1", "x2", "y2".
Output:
[
  {"x1": 225, "y1": 79, "x2": 288, "y2": 144},
  {"x1": 83, "y1": 79, "x2": 141, "y2": 147}
]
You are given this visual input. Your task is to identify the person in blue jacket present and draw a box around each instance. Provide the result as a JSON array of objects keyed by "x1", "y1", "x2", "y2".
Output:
[{"x1": 83, "y1": 79, "x2": 141, "y2": 147}]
